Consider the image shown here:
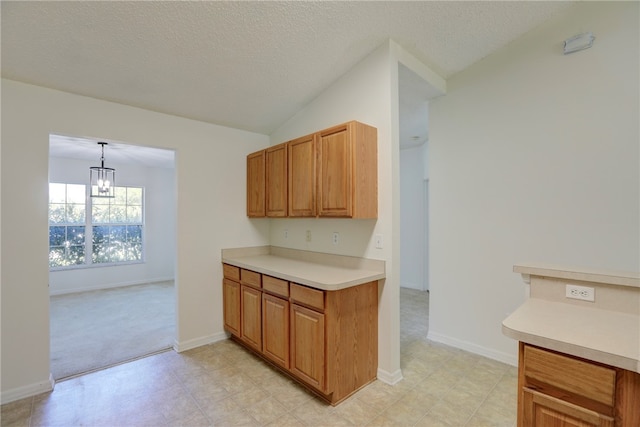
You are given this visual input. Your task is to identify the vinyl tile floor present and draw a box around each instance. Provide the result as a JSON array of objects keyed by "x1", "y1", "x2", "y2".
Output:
[{"x1": 1, "y1": 288, "x2": 517, "y2": 427}]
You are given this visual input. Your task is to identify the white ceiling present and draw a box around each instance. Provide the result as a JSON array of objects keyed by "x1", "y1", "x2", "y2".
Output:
[
  {"x1": 49, "y1": 134, "x2": 176, "y2": 169},
  {"x1": 3, "y1": 1, "x2": 573, "y2": 162}
]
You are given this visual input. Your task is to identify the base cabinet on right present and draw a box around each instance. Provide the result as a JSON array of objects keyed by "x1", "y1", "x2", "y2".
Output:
[
  {"x1": 222, "y1": 263, "x2": 378, "y2": 406},
  {"x1": 518, "y1": 343, "x2": 640, "y2": 427}
]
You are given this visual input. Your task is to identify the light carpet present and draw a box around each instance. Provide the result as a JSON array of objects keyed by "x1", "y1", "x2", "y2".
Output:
[{"x1": 50, "y1": 281, "x2": 175, "y2": 380}]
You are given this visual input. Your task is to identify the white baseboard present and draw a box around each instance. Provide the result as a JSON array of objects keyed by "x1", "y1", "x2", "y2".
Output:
[
  {"x1": 173, "y1": 331, "x2": 228, "y2": 353},
  {"x1": 427, "y1": 331, "x2": 518, "y2": 367},
  {"x1": 377, "y1": 367, "x2": 403, "y2": 385},
  {"x1": 50, "y1": 277, "x2": 175, "y2": 296},
  {"x1": 1, "y1": 373, "x2": 54, "y2": 405}
]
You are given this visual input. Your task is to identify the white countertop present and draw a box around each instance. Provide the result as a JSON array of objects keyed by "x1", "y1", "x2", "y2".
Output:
[
  {"x1": 222, "y1": 247, "x2": 385, "y2": 291},
  {"x1": 503, "y1": 298, "x2": 640, "y2": 373},
  {"x1": 504, "y1": 263, "x2": 640, "y2": 373}
]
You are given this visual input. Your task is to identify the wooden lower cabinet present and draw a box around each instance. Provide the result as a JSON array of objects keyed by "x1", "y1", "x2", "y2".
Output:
[
  {"x1": 240, "y1": 285, "x2": 262, "y2": 351},
  {"x1": 290, "y1": 303, "x2": 325, "y2": 390},
  {"x1": 523, "y1": 388, "x2": 613, "y2": 427},
  {"x1": 222, "y1": 263, "x2": 378, "y2": 405},
  {"x1": 262, "y1": 293, "x2": 289, "y2": 369},
  {"x1": 518, "y1": 343, "x2": 640, "y2": 427},
  {"x1": 222, "y1": 278, "x2": 241, "y2": 337}
]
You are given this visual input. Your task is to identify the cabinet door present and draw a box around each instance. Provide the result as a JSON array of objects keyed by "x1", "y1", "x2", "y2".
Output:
[
  {"x1": 262, "y1": 293, "x2": 289, "y2": 369},
  {"x1": 266, "y1": 143, "x2": 287, "y2": 217},
  {"x1": 247, "y1": 150, "x2": 265, "y2": 217},
  {"x1": 290, "y1": 303, "x2": 325, "y2": 391},
  {"x1": 522, "y1": 388, "x2": 613, "y2": 427},
  {"x1": 288, "y1": 134, "x2": 316, "y2": 217},
  {"x1": 222, "y1": 278, "x2": 241, "y2": 337},
  {"x1": 241, "y1": 285, "x2": 262, "y2": 351},
  {"x1": 317, "y1": 125, "x2": 352, "y2": 217}
]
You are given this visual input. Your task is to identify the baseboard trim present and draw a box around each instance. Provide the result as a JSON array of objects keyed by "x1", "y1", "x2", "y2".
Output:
[
  {"x1": 49, "y1": 277, "x2": 174, "y2": 296},
  {"x1": 377, "y1": 367, "x2": 403, "y2": 385},
  {"x1": 173, "y1": 332, "x2": 228, "y2": 353},
  {"x1": 1, "y1": 373, "x2": 54, "y2": 405},
  {"x1": 427, "y1": 331, "x2": 518, "y2": 367}
]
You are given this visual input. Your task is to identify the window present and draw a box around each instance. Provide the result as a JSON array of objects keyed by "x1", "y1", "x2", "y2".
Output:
[
  {"x1": 48, "y1": 183, "x2": 144, "y2": 269},
  {"x1": 49, "y1": 183, "x2": 86, "y2": 267},
  {"x1": 92, "y1": 187, "x2": 143, "y2": 264}
]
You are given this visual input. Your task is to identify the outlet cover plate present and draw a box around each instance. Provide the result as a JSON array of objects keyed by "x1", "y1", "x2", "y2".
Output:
[{"x1": 565, "y1": 284, "x2": 595, "y2": 302}]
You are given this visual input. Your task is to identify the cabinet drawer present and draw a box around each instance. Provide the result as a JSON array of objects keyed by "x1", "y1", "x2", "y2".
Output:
[
  {"x1": 223, "y1": 264, "x2": 240, "y2": 281},
  {"x1": 523, "y1": 345, "x2": 616, "y2": 408},
  {"x1": 290, "y1": 283, "x2": 324, "y2": 311},
  {"x1": 263, "y1": 275, "x2": 289, "y2": 297},
  {"x1": 241, "y1": 269, "x2": 261, "y2": 288}
]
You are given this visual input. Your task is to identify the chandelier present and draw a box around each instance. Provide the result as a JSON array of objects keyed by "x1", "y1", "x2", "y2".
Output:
[{"x1": 89, "y1": 142, "x2": 116, "y2": 198}]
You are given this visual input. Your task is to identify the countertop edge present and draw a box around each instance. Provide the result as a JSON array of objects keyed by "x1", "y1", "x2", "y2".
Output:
[
  {"x1": 513, "y1": 263, "x2": 640, "y2": 288},
  {"x1": 222, "y1": 253, "x2": 385, "y2": 291},
  {"x1": 502, "y1": 323, "x2": 639, "y2": 373},
  {"x1": 502, "y1": 299, "x2": 640, "y2": 373}
]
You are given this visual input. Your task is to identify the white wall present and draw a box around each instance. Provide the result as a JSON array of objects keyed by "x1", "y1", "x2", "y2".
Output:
[
  {"x1": 268, "y1": 41, "x2": 444, "y2": 383},
  {"x1": 400, "y1": 144, "x2": 427, "y2": 290},
  {"x1": 1, "y1": 79, "x2": 270, "y2": 402},
  {"x1": 48, "y1": 156, "x2": 175, "y2": 294},
  {"x1": 269, "y1": 42, "x2": 398, "y2": 381},
  {"x1": 428, "y1": 1, "x2": 639, "y2": 365}
]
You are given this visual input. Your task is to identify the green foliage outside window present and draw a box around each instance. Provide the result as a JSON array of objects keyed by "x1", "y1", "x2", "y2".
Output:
[{"x1": 48, "y1": 183, "x2": 144, "y2": 269}]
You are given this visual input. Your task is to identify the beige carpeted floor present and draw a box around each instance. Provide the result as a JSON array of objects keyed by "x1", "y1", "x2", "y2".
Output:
[{"x1": 50, "y1": 281, "x2": 175, "y2": 380}]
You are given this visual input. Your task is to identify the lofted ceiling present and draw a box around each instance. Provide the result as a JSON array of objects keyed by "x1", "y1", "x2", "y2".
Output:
[{"x1": 3, "y1": 1, "x2": 574, "y2": 161}]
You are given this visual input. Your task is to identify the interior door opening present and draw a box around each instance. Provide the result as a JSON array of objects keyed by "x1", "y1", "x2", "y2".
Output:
[{"x1": 48, "y1": 134, "x2": 177, "y2": 380}]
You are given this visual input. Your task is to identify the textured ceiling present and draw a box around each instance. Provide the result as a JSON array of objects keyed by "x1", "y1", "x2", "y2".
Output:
[
  {"x1": 2, "y1": 1, "x2": 573, "y2": 142},
  {"x1": 49, "y1": 134, "x2": 176, "y2": 169}
]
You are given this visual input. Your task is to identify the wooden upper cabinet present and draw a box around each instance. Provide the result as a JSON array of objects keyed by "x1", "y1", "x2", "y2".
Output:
[
  {"x1": 317, "y1": 121, "x2": 377, "y2": 218},
  {"x1": 246, "y1": 121, "x2": 377, "y2": 219},
  {"x1": 266, "y1": 143, "x2": 287, "y2": 217},
  {"x1": 288, "y1": 133, "x2": 316, "y2": 217},
  {"x1": 246, "y1": 150, "x2": 265, "y2": 217}
]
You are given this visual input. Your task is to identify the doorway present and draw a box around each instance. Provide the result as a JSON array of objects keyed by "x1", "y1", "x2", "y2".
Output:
[
  {"x1": 398, "y1": 63, "x2": 431, "y2": 352},
  {"x1": 48, "y1": 135, "x2": 177, "y2": 379}
]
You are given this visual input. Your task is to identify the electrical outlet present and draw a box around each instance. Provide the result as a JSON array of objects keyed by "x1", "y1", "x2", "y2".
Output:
[
  {"x1": 375, "y1": 234, "x2": 383, "y2": 249},
  {"x1": 306, "y1": 230, "x2": 311, "y2": 242},
  {"x1": 565, "y1": 284, "x2": 595, "y2": 302},
  {"x1": 332, "y1": 232, "x2": 339, "y2": 245},
  {"x1": 283, "y1": 229, "x2": 288, "y2": 239}
]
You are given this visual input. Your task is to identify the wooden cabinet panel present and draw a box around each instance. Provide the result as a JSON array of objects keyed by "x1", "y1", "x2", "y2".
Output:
[
  {"x1": 317, "y1": 126, "x2": 351, "y2": 217},
  {"x1": 324, "y1": 281, "x2": 378, "y2": 399},
  {"x1": 317, "y1": 121, "x2": 377, "y2": 218},
  {"x1": 290, "y1": 283, "x2": 324, "y2": 311},
  {"x1": 241, "y1": 285, "x2": 262, "y2": 351},
  {"x1": 291, "y1": 303, "x2": 325, "y2": 391},
  {"x1": 266, "y1": 143, "x2": 287, "y2": 217},
  {"x1": 263, "y1": 275, "x2": 289, "y2": 298},
  {"x1": 222, "y1": 278, "x2": 241, "y2": 337},
  {"x1": 288, "y1": 133, "x2": 316, "y2": 217},
  {"x1": 262, "y1": 293, "x2": 289, "y2": 369},
  {"x1": 518, "y1": 343, "x2": 640, "y2": 427},
  {"x1": 223, "y1": 264, "x2": 240, "y2": 281},
  {"x1": 523, "y1": 388, "x2": 613, "y2": 427},
  {"x1": 523, "y1": 345, "x2": 616, "y2": 409},
  {"x1": 241, "y1": 269, "x2": 261, "y2": 288},
  {"x1": 246, "y1": 150, "x2": 265, "y2": 217}
]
